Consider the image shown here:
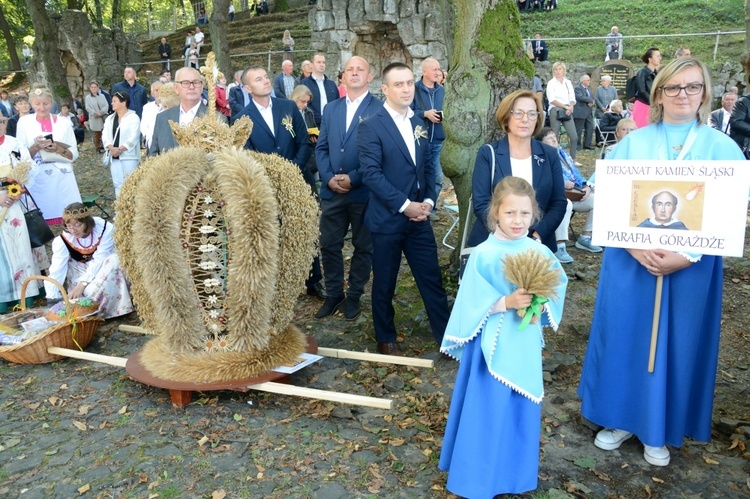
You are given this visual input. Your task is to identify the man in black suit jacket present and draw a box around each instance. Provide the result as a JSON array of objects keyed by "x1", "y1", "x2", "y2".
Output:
[
  {"x1": 709, "y1": 92, "x2": 737, "y2": 135},
  {"x1": 235, "y1": 66, "x2": 325, "y2": 299},
  {"x1": 357, "y1": 63, "x2": 449, "y2": 356},
  {"x1": 301, "y1": 53, "x2": 339, "y2": 126},
  {"x1": 272, "y1": 60, "x2": 297, "y2": 100},
  {"x1": 573, "y1": 74, "x2": 595, "y2": 150},
  {"x1": 314, "y1": 56, "x2": 382, "y2": 321},
  {"x1": 158, "y1": 37, "x2": 172, "y2": 71},
  {"x1": 532, "y1": 33, "x2": 548, "y2": 62},
  {"x1": 149, "y1": 67, "x2": 207, "y2": 156},
  {"x1": 228, "y1": 84, "x2": 250, "y2": 124}
]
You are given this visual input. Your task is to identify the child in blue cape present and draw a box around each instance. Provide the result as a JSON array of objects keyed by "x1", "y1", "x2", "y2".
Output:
[{"x1": 439, "y1": 176, "x2": 568, "y2": 497}]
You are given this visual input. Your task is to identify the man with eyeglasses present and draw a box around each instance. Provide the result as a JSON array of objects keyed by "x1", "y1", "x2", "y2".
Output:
[
  {"x1": 148, "y1": 67, "x2": 207, "y2": 156},
  {"x1": 111, "y1": 66, "x2": 148, "y2": 119}
]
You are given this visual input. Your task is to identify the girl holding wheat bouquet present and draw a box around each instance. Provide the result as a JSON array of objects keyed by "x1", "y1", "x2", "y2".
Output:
[{"x1": 439, "y1": 177, "x2": 568, "y2": 496}]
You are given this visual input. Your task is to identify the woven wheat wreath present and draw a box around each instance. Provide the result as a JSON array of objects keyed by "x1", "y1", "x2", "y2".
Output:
[{"x1": 115, "y1": 54, "x2": 319, "y2": 382}]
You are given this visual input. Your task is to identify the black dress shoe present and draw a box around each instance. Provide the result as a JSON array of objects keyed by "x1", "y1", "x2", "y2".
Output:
[
  {"x1": 343, "y1": 296, "x2": 361, "y2": 321},
  {"x1": 314, "y1": 295, "x2": 344, "y2": 318},
  {"x1": 583, "y1": 146, "x2": 596, "y2": 150},
  {"x1": 376, "y1": 342, "x2": 402, "y2": 356},
  {"x1": 306, "y1": 282, "x2": 328, "y2": 300}
]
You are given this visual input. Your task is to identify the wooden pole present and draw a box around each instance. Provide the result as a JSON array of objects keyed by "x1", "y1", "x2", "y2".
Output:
[
  {"x1": 317, "y1": 347, "x2": 434, "y2": 368},
  {"x1": 118, "y1": 326, "x2": 435, "y2": 368},
  {"x1": 648, "y1": 275, "x2": 664, "y2": 373},
  {"x1": 248, "y1": 381, "x2": 393, "y2": 409},
  {"x1": 119, "y1": 325, "x2": 154, "y2": 334},
  {"x1": 47, "y1": 347, "x2": 128, "y2": 367}
]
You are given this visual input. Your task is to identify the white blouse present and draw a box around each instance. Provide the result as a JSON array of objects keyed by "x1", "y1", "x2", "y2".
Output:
[{"x1": 546, "y1": 77, "x2": 576, "y2": 110}]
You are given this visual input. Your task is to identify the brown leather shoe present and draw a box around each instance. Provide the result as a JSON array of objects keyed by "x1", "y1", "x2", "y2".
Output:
[{"x1": 376, "y1": 342, "x2": 402, "y2": 356}]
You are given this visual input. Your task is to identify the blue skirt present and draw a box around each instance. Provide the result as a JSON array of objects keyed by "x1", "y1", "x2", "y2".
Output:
[{"x1": 439, "y1": 336, "x2": 541, "y2": 498}]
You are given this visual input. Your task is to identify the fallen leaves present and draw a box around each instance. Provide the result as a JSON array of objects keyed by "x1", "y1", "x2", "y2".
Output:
[
  {"x1": 73, "y1": 421, "x2": 87, "y2": 431},
  {"x1": 78, "y1": 405, "x2": 92, "y2": 416},
  {"x1": 77, "y1": 483, "x2": 90, "y2": 494},
  {"x1": 702, "y1": 455, "x2": 720, "y2": 465},
  {"x1": 212, "y1": 489, "x2": 226, "y2": 499}
]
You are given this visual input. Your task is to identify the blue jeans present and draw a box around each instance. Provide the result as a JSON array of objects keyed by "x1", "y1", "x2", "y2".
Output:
[{"x1": 430, "y1": 140, "x2": 444, "y2": 194}]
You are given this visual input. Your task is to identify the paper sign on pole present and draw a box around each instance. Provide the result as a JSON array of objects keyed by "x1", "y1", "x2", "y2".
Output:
[{"x1": 592, "y1": 160, "x2": 750, "y2": 257}]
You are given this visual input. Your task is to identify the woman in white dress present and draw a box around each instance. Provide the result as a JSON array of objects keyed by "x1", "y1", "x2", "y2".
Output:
[
  {"x1": 15, "y1": 85, "x2": 82, "y2": 225},
  {"x1": 0, "y1": 117, "x2": 41, "y2": 312},
  {"x1": 46, "y1": 203, "x2": 133, "y2": 319},
  {"x1": 102, "y1": 91, "x2": 141, "y2": 198}
]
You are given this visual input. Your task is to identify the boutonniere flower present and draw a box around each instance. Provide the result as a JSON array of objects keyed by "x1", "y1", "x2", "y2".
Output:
[
  {"x1": 281, "y1": 115, "x2": 296, "y2": 138},
  {"x1": 414, "y1": 125, "x2": 428, "y2": 145},
  {"x1": 533, "y1": 155, "x2": 545, "y2": 164}
]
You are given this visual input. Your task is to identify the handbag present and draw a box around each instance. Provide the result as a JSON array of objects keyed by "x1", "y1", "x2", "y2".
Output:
[
  {"x1": 101, "y1": 150, "x2": 111, "y2": 167},
  {"x1": 20, "y1": 191, "x2": 54, "y2": 248},
  {"x1": 556, "y1": 108, "x2": 571, "y2": 122},
  {"x1": 459, "y1": 144, "x2": 495, "y2": 284}
]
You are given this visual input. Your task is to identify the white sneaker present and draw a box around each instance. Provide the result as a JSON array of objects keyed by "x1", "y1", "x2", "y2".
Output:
[
  {"x1": 594, "y1": 428, "x2": 633, "y2": 450},
  {"x1": 574, "y1": 161, "x2": 583, "y2": 167},
  {"x1": 643, "y1": 445, "x2": 670, "y2": 466},
  {"x1": 554, "y1": 245, "x2": 574, "y2": 264}
]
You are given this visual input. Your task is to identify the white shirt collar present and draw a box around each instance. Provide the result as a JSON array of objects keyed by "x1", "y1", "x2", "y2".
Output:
[{"x1": 383, "y1": 102, "x2": 414, "y2": 121}]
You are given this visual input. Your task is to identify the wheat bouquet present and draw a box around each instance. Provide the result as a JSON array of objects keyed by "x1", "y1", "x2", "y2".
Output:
[{"x1": 501, "y1": 248, "x2": 564, "y2": 331}]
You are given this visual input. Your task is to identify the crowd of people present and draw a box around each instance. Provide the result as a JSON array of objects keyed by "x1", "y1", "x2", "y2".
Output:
[{"x1": 1, "y1": 16, "x2": 748, "y2": 498}]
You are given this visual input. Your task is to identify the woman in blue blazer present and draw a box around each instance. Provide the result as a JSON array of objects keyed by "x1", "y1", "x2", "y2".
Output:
[{"x1": 467, "y1": 89, "x2": 567, "y2": 254}]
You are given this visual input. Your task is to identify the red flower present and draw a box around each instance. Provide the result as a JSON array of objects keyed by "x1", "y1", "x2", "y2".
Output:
[{"x1": 9, "y1": 218, "x2": 21, "y2": 227}]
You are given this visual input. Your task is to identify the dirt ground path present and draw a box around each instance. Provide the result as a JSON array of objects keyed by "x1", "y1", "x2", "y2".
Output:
[{"x1": 0, "y1": 145, "x2": 748, "y2": 498}]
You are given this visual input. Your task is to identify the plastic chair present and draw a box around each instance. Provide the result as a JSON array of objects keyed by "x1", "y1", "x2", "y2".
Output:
[
  {"x1": 442, "y1": 205, "x2": 459, "y2": 249},
  {"x1": 596, "y1": 119, "x2": 617, "y2": 156},
  {"x1": 81, "y1": 194, "x2": 111, "y2": 220}
]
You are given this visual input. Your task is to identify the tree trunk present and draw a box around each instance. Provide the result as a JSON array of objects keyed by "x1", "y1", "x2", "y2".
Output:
[
  {"x1": 24, "y1": 0, "x2": 71, "y2": 106},
  {"x1": 0, "y1": 8, "x2": 22, "y2": 71},
  {"x1": 442, "y1": 0, "x2": 534, "y2": 259},
  {"x1": 746, "y1": 0, "x2": 750, "y2": 53},
  {"x1": 209, "y1": 0, "x2": 232, "y2": 78},
  {"x1": 93, "y1": 0, "x2": 103, "y2": 29},
  {"x1": 111, "y1": 0, "x2": 121, "y2": 28}
]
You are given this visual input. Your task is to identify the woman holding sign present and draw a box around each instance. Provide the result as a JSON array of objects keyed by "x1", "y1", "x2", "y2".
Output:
[{"x1": 578, "y1": 58, "x2": 744, "y2": 467}]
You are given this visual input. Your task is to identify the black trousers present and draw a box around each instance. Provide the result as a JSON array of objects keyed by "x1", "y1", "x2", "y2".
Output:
[{"x1": 319, "y1": 195, "x2": 372, "y2": 299}]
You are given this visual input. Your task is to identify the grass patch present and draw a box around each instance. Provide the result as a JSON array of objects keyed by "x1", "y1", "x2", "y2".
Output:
[{"x1": 519, "y1": 0, "x2": 745, "y2": 65}]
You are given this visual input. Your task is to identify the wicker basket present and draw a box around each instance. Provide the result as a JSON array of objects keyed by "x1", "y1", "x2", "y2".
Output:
[{"x1": 0, "y1": 276, "x2": 103, "y2": 364}]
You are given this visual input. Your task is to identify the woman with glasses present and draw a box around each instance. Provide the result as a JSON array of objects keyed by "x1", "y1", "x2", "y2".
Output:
[
  {"x1": 102, "y1": 91, "x2": 141, "y2": 198},
  {"x1": 45, "y1": 203, "x2": 133, "y2": 319},
  {"x1": 466, "y1": 90, "x2": 566, "y2": 254},
  {"x1": 579, "y1": 58, "x2": 744, "y2": 467},
  {"x1": 15, "y1": 84, "x2": 81, "y2": 225}
]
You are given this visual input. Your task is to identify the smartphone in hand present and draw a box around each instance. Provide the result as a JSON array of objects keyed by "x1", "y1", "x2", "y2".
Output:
[
  {"x1": 44, "y1": 134, "x2": 54, "y2": 143},
  {"x1": 435, "y1": 110, "x2": 444, "y2": 122}
]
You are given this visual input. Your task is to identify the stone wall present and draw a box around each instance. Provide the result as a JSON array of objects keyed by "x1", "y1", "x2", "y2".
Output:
[
  {"x1": 31, "y1": 10, "x2": 142, "y2": 99},
  {"x1": 308, "y1": 0, "x2": 449, "y2": 88}
]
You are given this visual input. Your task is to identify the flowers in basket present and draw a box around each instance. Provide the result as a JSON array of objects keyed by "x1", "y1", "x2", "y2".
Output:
[{"x1": 501, "y1": 249, "x2": 564, "y2": 331}]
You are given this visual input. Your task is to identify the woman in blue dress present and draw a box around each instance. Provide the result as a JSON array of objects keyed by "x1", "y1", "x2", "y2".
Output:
[
  {"x1": 440, "y1": 176, "x2": 567, "y2": 497},
  {"x1": 578, "y1": 57, "x2": 746, "y2": 467}
]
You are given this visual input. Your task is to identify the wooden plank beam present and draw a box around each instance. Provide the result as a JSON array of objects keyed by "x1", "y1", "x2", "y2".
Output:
[
  {"x1": 47, "y1": 347, "x2": 127, "y2": 367},
  {"x1": 247, "y1": 381, "x2": 393, "y2": 409},
  {"x1": 317, "y1": 347, "x2": 434, "y2": 368},
  {"x1": 119, "y1": 325, "x2": 152, "y2": 334}
]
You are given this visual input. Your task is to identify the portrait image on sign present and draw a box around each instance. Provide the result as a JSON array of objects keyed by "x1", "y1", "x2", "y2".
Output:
[{"x1": 630, "y1": 181, "x2": 704, "y2": 231}]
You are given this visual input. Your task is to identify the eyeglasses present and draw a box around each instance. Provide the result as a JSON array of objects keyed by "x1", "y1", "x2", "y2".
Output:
[
  {"x1": 510, "y1": 109, "x2": 539, "y2": 120},
  {"x1": 661, "y1": 83, "x2": 704, "y2": 97},
  {"x1": 176, "y1": 80, "x2": 204, "y2": 88}
]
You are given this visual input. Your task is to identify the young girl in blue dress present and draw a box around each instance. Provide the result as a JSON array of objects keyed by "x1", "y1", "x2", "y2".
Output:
[{"x1": 439, "y1": 176, "x2": 567, "y2": 497}]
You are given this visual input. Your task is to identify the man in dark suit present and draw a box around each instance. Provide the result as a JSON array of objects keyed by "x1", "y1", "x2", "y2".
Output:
[
  {"x1": 301, "y1": 53, "x2": 339, "y2": 126},
  {"x1": 709, "y1": 92, "x2": 737, "y2": 135},
  {"x1": 315, "y1": 56, "x2": 382, "y2": 321},
  {"x1": 235, "y1": 66, "x2": 325, "y2": 299},
  {"x1": 573, "y1": 74, "x2": 595, "y2": 150},
  {"x1": 111, "y1": 66, "x2": 148, "y2": 119},
  {"x1": 272, "y1": 60, "x2": 297, "y2": 100},
  {"x1": 532, "y1": 33, "x2": 548, "y2": 62},
  {"x1": 357, "y1": 62, "x2": 449, "y2": 356},
  {"x1": 148, "y1": 67, "x2": 207, "y2": 156},
  {"x1": 158, "y1": 37, "x2": 172, "y2": 71},
  {"x1": 228, "y1": 83, "x2": 250, "y2": 124}
]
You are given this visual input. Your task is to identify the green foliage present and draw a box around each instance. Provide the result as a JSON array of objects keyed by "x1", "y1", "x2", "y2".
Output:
[
  {"x1": 273, "y1": 0, "x2": 289, "y2": 13},
  {"x1": 477, "y1": 0, "x2": 534, "y2": 77},
  {"x1": 519, "y1": 0, "x2": 745, "y2": 65}
]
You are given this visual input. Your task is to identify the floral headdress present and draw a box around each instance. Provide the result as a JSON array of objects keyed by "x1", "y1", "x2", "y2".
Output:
[{"x1": 62, "y1": 205, "x2": 91, "y2": 222}]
